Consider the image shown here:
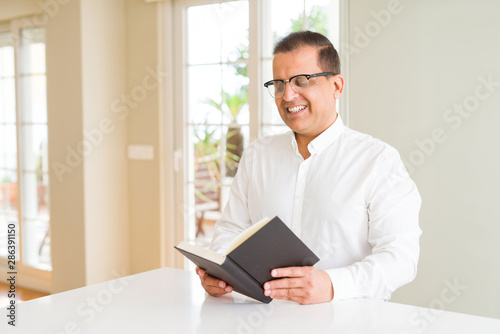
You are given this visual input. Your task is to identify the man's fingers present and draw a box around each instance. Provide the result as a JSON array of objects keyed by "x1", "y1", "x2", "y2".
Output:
[
  {"x1": 265, "y1": 286, "x2": 306, "y2": 299},
  {"x1": 264, "y1": 277, "x2": 303, "y2": 291},
  {"x1": 264, "y1": 278, "x2": 305, "y2": 299},
  {"x1": 203, "y1": 277, "x2": 224, "y2": 289},
  {"x1": 202, "y1": 273, "x2": 226, "y2": 288},
  {"x1": 271, "y1": 267, "x2": 304, "y2": 278},
  {"x1": 264, "y1": 268, "x2": 306, "y2": 298},
  {"x1": 196, "y1": 267, "x2": 233, "y2": 295},
  {"x1": 264, "y1": 267, "x2": 332, "y2": 304}
]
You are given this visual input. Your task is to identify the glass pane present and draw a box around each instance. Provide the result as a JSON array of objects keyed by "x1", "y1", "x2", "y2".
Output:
[
  {"x1": 22, "y1": 172, "x2": 38, "y2": 218},
  {"x1": 19, "y1": 28, "x2": 46, "y2": 75},
  {"x1": 303, "y1": 0, "x2": 330, "y2": 35},
  {"x1": 0, "y1": 32, "x2": 12, "y2": 47},
  {"x1": 269, "y1": 0, "x2": 304, "y2": 50},
  {"x1": 187, "y1": 1, "x2": 248, "y2": 65},
  {"x1": 0, "y1": 124, "x2": 17, "y2": 169},
  {"x1": 223, "y1": 125, "x2": 248, "y2": 178},
  {"x1": 21, "y1": 171, "x2": 49, "y2": 220},
  {"x1": 0, "y1": 34, "x2": 15, "y2": 76},
  {"x1": 20, "y1": 75, "x2": 48, "y2": 123},
  {"x1": 267, "y1": 0, "x2": 332, "y2": 49},
  {"x1": 0, "y1": 33, "x2": 16, "y2": 125},
  {"x1": 0, "y1": 77, "x2": 16, "y2": 123},
  {"x1": 184, "y1": 182, "x2": 196, "y2": 240},
  {"x1": 21, "y1": 124, "x2": 48, "y2": 173},
  {"x1": 187, "y1": 4, "x2": 222, "y2": 65},
  {"x1": 188, "y1": 180, "x2": 221, "y2": 245},
  {"x1": 222, "y1": 65, "x2": 249, "y2": 125},
  {"x1": 187, "y1": 65, "x2": 222, "y2": 124},
  {"x1": 22, "y1": 218, "x2": 51, "y2": 270},
  {"x1": 195, "y1": 182, "x2": 219, "y2": 208},
  {"x1": 220, "y1": 1, "x2": 249, "y2": 63},
  {"x1": 185, "y1": 1, "x2": 249, "y2": 247},
  {"x1": 0, "y1": 170, "x2": 18, "y2": 213},
  {"x1": 192, "y1": 125, "x2": 222, "y2": 184},
  {"x1": 312, "y1": 0, "x2": 340, "y2": 46},
  {"x1": 39, "y1": 172, "x2": 49, "y2": 207}
]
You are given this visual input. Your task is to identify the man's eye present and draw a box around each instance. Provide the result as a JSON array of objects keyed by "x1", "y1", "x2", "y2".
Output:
[
  {"x1": 294, "y1": 78, "x2": 309, "y2": 87},
  {"x1": 275, "y1": 82, "x2": 285, "y2": 89}
]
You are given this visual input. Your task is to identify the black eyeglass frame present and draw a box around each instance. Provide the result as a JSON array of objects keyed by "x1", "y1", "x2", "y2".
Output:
[{"x1": 263, "y1": 71, "x2": 336, "y2": 97}]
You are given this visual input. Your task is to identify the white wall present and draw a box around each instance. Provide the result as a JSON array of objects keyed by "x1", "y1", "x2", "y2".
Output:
[
  {"x1": 45, "y1": 0, "x2": 129, "y2": 291},
  {"x1": 46, "y1": 0, "x2": 87, "y2": 292},
  {"x1": 80, "y1": 0, "x2": 129, "y2": 286},
  {"x1": 126, "y1": 0, "x2": 164, "y2": 274},
  {"x1": 348, "y1": 0, "x2": 500, "y2": 318}
]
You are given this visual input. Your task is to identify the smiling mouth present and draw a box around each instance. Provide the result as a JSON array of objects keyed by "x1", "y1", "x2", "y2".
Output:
[{"x1": 287, "y1": 105, "x2": 306, "y2": 113}]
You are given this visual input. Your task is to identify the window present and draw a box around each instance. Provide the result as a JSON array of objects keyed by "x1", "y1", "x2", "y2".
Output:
[
  {"x1": 0, "y1": 24, "x2": 51, "y2": 272},
  {"x1": 174, "y1": 0, "x2": 340, "y2": 247},
  {"x1": 183, "y1": 1, "x2": 250, "y2": 246},
  {"x1": 0, "y1": 32, "x2": 17, "y2": 259}
]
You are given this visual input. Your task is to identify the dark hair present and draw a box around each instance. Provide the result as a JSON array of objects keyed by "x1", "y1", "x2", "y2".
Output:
[{"x1": 273, "y1": 31, "x2": 340, "y2": 75}]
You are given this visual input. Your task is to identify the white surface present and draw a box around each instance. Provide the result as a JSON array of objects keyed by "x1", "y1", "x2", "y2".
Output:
[
  {"x1": 2, "y1": 267, "x2": 500, "y2": 333},
  {"x1": 348, "y1": 0, "x2": 500, "y2": 318}
]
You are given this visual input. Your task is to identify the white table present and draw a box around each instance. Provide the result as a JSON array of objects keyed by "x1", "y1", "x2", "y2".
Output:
[{"x1": 2, "y1": 267, "x2": 500, "y2": 333}]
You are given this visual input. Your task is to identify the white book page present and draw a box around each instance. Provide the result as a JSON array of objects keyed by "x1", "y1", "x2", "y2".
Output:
[
  {"x1": 225, "y1": 217, "x2": 270, "y2": 254},
  {"x1": 177, "y1": 241, "x2": 226, "y2": 265}
]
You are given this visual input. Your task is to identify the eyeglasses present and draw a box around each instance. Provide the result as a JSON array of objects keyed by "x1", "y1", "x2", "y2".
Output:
[{"x1": 263, "y1": 72, "x2": 335, "y2": 98}]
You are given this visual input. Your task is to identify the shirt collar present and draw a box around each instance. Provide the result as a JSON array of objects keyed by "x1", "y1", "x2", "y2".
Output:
[{"x1": 290, "y1": 114, "x2": 345, "y2": 157}]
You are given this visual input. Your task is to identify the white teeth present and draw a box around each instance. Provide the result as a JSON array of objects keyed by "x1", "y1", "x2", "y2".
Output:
[{"x1": 288, "y1": 105, "x2": 306, "y2": 113}]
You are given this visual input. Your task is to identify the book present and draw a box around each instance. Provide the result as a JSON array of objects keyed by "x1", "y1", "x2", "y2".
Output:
[{"x1": 175, "y1": 216, "x2": 319, "y2": 303}]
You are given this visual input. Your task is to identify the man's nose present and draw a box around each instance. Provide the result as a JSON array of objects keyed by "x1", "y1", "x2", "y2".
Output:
[{"x1": 282, "y1": 82, "x2": 298, "y2": 101}]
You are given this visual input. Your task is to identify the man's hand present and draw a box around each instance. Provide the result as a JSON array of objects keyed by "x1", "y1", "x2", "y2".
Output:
[
  {"x1": 195, "y1": 267, "x2": 233, "y2": 297},
  {"x1": 263, "y1": 266, "x2": 334, "y2": 304}
]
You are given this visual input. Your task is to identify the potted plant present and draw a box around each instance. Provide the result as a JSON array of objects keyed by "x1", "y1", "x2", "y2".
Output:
[{"x1": 204, "y1": 87, "x2": 247, "y2": 177}]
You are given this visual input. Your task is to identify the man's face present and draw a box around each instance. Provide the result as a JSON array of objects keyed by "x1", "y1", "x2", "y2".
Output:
[{"x1": 272, "y1": 46, "x2": 340, "y2": 139}]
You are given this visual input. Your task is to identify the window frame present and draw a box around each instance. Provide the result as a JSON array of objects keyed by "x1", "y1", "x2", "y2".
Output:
[{"x1": 0, "y1": 16, "x2": 51, "y2": 292}]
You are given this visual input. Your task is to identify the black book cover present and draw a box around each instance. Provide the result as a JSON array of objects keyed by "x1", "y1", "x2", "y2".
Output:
[
  {"x1": 226, "y1": 216, "x2": 320, "y2": 285},
  {"x1": 175, "y1": 216, "x2": 319, "y2": 303},
  {"x1": 175, "y1": 247, "x2": 272, "y2": 303}
]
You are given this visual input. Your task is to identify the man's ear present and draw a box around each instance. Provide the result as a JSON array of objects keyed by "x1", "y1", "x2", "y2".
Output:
[{"x1": 332, "y1": 74, "x2": 345, "y2": 100}]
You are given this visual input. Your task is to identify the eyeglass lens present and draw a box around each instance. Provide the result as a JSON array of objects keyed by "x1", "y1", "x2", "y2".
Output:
[{"x1": 269, "y1": 75, "x2": 309, "y2": 98}]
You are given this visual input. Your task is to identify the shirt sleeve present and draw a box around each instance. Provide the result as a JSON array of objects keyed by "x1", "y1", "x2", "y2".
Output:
[
  {"x1": 209, "y1": 143, "x2": 254, "y2": 254},
  {"x1": 326, "y1": 147, "x2": 422, "y2": 300}
]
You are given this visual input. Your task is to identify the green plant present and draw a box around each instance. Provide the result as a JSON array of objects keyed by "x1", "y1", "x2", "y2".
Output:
[
  {"x1": 234, "y1": 44, "x2": 248, "y2": 77},
  {"x1": 1, "y1": 175, "x2": 13, "y2": 183},
  {"x1": 273, "y1": 5, "x2": 328, "y2": 44},
  {"x1": 290, "y1": 6, "x2": 328, "y2": 36},
  {"x1": 205, "y1": 87, "x2": 248, "y2": 124},
  {"x1": 203, "y1": 87, "x2": 246, "y2": 177},
  {"x1": 194, "y1": 126, "x2": 221, "y2": 183}
]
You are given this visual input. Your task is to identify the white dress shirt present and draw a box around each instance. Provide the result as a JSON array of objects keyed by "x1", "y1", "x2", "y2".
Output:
[{"x1": 210, "y1": 115, "x2": 422, "y2": 300}]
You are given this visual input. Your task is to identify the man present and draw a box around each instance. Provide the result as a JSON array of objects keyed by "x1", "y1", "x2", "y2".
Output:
[{"x1": 196, "y1": 31, "x2": 422, "y2": 304}]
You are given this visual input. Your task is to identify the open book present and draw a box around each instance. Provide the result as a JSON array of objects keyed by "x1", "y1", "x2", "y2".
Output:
[{"x1": 175, "y1": 216, "x2": 319, "y2": 303}]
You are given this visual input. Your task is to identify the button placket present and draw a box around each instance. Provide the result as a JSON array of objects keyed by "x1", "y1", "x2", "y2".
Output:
[{"x1": 291, "y1": 158, "x2": 311, "y2": 237}]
